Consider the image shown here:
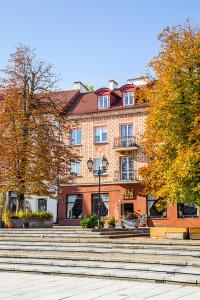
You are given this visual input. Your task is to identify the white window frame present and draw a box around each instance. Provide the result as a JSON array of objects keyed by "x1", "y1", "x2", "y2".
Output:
[
  {"x1": 98, "y1": 95, "x2": 109, "y2": 109},
  {"x1": 94, "y1": 126, "x2": 107, "y2": 144},
  {"x1": 70, "y1": 129, "x2": 82, "y2": 145},
  {"x1": 70, "y1": 161, "x2": 81, "y2": 176},
  {"x1": 123, "y1": 92, "x2": 134, "y2": 106},
  {"x1": 121, "y1": 157, "x2": 134, "y2": 180},
  {"x1": 38, "y1": 198, "x2": 47, "y2": 212}
]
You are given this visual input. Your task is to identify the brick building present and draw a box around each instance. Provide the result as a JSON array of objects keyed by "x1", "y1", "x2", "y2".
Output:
[{"x1": 58, "y1": 78, "x2": 200, "y2": 227}]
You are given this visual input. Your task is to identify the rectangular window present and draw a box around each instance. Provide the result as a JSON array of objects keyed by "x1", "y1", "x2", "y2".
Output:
[
  {"x1": 94, "y1": 126, "x2": 107, "y2": 143},
  {"x1": 66, "y1": 194, "x2": 83, "y2": 219},
  {"x1": 70, "y1": 129, "x2": 82, "y2": 145},
  {"x1": 70, "y1": 161, "x2": 81, "y2": 176},
  {"x1": 38, "y1": 199, "x2": 47, "y2": 212},
  {"x1": 121, "y1": 124, "x2": 133, "y2": 147},
  {"x1": 178, "y1": 203, "x2": 198, "y2": 218},
  {"x1": 98, "y1": 96, "x2": 109, "y2": 109},
  {"x1": 121, "y1": 157, "x2": 134, "y2": 180},
  {"x1": 92, "y1": 194, "x2": 109, "y2": 217},
  {"x1": 123, "y1": 92, "x2": 134, "y2": 106},
  {"x1": 147, "y1": 196, "x2": 167, "y2": 218}
]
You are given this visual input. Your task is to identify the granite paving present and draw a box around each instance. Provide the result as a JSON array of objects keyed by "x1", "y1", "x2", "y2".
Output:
[{"x1": 0, "y1": 272, "x2": 200, "y2": 299}]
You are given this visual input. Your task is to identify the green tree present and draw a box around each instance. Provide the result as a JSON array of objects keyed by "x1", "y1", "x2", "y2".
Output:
[
  {"x1": 85, "y1": 84, "x2": 94, "y2": 92},
  {"x1": 140, "y1": 21, "x2": 200, "y2": 205}
]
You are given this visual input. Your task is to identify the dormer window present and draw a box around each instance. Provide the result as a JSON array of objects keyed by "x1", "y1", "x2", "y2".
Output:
[
  {"x1": 98, "y1": 95, "x2": 109, "y2": 109},
  {"x1": 123, "y1": 92, "x2": 134, "y2": 106}
]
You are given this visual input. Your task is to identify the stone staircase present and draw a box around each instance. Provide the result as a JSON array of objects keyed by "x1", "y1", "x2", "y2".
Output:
[
  {"x1": 0, "y1": 227, "x2": 150, "y2": 239},
  {"x1": 0, "y1": 227, "x2": 199, "y2": 285}
]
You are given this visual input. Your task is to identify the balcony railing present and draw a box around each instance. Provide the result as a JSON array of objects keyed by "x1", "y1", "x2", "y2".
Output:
[
  {"x1": 113, "y1": 136, "x2": 139, "y2": 150},
  {"x1": 114, "y1": 170, "x2": 139, "y2": 182}
]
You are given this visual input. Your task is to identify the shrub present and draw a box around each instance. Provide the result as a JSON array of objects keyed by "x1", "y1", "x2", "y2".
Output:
[
  {"x1": 80, "y1": 215, "x2": 98, "y2": 228},
  {"x1": 17, "y1": 210, "x2": 31, "y2": 220},
  {"x1": 108, "y1": 216, "x2": 116, "y2": 227},
  {"x1": 31, "y1": 210, "x2": 53, "y2": 220},
  {"x1": 31, "y1": 210, "x2": 43, "y2": 220},
  {"x1": 2, "y1": 210, "x2": 12, "y2": 225},
  {"x1": 17, "y1": 209, "x2": 25, "y2": 219},
  {"x1": 40, "y1": 211, "x2": 53, "y2": 220}
]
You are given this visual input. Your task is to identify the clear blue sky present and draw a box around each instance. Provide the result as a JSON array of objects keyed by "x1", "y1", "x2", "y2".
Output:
[{"x1": 0, "y1": 0, "x2": 199, "y2": 90}]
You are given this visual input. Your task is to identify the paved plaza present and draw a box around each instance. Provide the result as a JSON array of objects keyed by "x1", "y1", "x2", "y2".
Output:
[{"x1": 0, "y1": 272, "x2": 200, "y2": 300}]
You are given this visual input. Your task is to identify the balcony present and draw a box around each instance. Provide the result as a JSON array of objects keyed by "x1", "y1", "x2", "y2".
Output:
[
  {"x1": 113, "y1": 136, "x2": 139, "y2": 152},
  {"x1": 114, "y1": 170, "x2": 139, "y2": 183}
]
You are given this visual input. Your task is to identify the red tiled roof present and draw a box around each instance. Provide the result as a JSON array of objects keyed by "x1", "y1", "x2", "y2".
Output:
[
  {"x1": 66, "y1": 92, "x2": 98, "y2": 115},
  {"x1": 64, "y1": 88, "x2": 146, "y2": 116},
  {"x1": 49, "y1": 90, "x2": 80, "y2": 111},
  {"x1": 0, "y1": 86, "x2": 146, "y2": 116}
]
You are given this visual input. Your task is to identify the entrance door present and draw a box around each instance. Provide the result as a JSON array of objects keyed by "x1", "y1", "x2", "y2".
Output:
[
  {"x1": 121, "y1": 203, "x2": 137, "y2": 227},
  {"x1": 121, "y1": 203, "x2": 134, "y2": 218},
  {"x1": 121, "y1": 124, "x2": 133, "y2": 147}
]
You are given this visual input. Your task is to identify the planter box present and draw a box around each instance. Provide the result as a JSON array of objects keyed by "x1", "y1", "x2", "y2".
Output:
[
  {"x1": 165, "y1": 231, "x2": 188, "y2": 240},
  {"x1": 150, "y1": 227, "x2": 189, "y2": 239},
  {"x1": 108, "y1": 224, "x2": 115, "y2": 228},
  {"x1": 29, "y1": 219, "x2": 53, "y2": 228},
  {"x1": 11, "y1": 219, "x2": 24, "y2": 228},
  {"x1": 189, "y1": 228, "x2": 200, "y2": 240},
  {"x1": 0, "y1": 220, "x2": 4, "y2": 228}
]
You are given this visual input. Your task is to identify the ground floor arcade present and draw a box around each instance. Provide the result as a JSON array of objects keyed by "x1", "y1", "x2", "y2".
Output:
[{"x1": 58, "y1": 183, "x2": 200, "y2": 227}]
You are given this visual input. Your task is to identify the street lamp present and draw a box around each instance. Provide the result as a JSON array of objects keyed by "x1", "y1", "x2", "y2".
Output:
[{"x1": 87, "y1": 156, "x2": 109, "y2": 230}]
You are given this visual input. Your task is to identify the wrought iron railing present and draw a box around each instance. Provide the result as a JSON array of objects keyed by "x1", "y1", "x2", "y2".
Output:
[
  {"x1": 114, "y1": 170, "x2": 139, "y2": 181},
  {"x1": 113, "y1": 136, "x2": 139, "y2": 149}
]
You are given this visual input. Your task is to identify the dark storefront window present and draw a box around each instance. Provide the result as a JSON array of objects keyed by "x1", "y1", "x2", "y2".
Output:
[
  {"x1": 147, "y1": 196, "x2": 167, "y2": 218},
  {"x1": 178, "y1": 203, "x2": 198, "y2": 218},
  {"x1": 66, "y1": 194, "x2": 83, "y2": 219},
  {"x1": 38, "y1": 199, "x2": 47, "y2": 211},
  {"x1": 92, "y1": 194, "x2": 109, "y2": 217},
  {"x1": 9, "y1": 192, "x2": 17, "y2": 213}
]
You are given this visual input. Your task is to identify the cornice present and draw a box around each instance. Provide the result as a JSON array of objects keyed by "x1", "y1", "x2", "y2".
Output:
[{"x1": 66, "y1": 104, "x2": 148, "y2": 120}]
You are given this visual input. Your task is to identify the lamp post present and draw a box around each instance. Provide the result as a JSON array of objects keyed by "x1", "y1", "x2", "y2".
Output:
[{"x1": 87, "y1": 156, "x2": 109, "y2": 230}]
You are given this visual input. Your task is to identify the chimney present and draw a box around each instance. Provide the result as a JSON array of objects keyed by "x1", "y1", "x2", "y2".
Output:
[
  {"x1": 108, "y1": 80, "x2": 118, "y2": 90},
  {"x1": 127, "y1": 76, "x2": 150, "y2": 86},
  {"x1": 73, "y1": 81, "x2": 88, "y2": 93}
]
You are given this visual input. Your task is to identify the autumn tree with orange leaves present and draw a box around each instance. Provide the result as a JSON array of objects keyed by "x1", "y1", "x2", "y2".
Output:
[
  {"x1": 0, "y1": 45, "x2": 78, "y2": 210},
  {"x1": 140, "y1": 21, "x2": 200, "y2": 207}
]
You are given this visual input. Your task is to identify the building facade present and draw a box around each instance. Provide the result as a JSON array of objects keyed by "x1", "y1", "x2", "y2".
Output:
[
  {"x1": 58, "y1": 78, "x2": 200, "y2": 228},
  {"x1": 8, "y1": 192, "x2": 57, "y2": 222}
]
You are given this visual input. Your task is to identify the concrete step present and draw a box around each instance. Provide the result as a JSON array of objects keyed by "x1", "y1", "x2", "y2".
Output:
[
  {"x1": 1, "y1": 235, "x2": 200, "y2": 245},
  {"x1": 0, "y1": 257, "x2": 199, "y2": 275},
  {"x1": 0, "y1": 243, "x2": 199, "y2": 257},
  {"x1": 0, "y1": 233, "x2": 150, "y2": 239},
  {"x1": 0, "y1": 250, "x2": 200, "y2": 267},
  {"x1": 0, "y1": 240, "x2": 200, "y2": 252},
  {"x1": 0, "y1": 231, "x2": 150, "y2": 236},
  {"x1": 0, "y1": 258, "x2": 199, "y2": 285}
]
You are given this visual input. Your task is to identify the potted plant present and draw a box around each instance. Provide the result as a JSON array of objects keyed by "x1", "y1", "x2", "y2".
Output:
[
  {"x1": 108, "y1": 216, "x2": 116, "y2": 228},
  {"x1": 80, "y1": 215, "x2": 98, "y2": 228},
  {"x1": 29, "y1": 210, "x2": 53, "y2": 228},
  {"x1": 2, "y1": 210, "x2": 13, "y2": 228},
  {"x1": 101, "y1": 217, "x2": 105, "y2": 228}
]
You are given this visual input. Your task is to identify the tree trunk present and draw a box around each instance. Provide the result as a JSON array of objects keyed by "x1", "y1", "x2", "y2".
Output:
[{"x1": 17, "y1": 194, "x2": 25, "y2": 211}]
